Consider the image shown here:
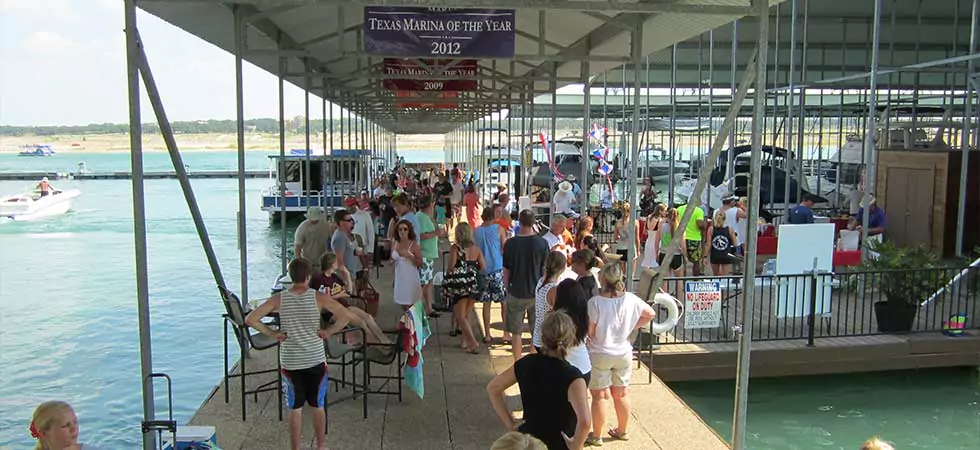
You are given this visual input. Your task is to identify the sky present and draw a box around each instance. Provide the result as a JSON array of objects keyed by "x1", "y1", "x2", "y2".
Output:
[
  {"x1": 0, "y1": 0, "x2": 317, "y2": 126},
  {"x1": 0, "y1": 0, "x2": 594, "y2": 128}
]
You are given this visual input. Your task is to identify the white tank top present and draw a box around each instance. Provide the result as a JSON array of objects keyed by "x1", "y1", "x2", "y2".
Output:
[{"x1": 278, "y1": 289, "x2": 326, "y2": 370}]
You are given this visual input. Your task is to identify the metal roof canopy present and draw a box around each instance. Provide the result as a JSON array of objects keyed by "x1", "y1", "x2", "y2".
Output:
[
  {"x1": 601, "y1": 0, "x2": 977, "y2": 91},
  {"x1": 139, "y1": 0, "x2": 784, "y2": 134}
]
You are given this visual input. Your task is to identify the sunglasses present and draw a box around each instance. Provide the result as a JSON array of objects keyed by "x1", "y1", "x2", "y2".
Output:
[
  {"x1": 341, "y1": 218, "x2": 354, "y2": 223},
  {"x1": 398, "y1": 227, "x2": 409, "y2": 231}
]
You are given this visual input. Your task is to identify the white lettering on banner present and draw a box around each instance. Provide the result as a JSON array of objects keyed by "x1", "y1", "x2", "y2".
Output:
[
  {"x1": 430, "y1": 42, "x2": 461, "y2": 55},
  {"x1": 684, "y1": 281, "x2": 722, "y2": 329},
  {"x1": 366, "y1": 14, "x2": 514, "y2": 57}
]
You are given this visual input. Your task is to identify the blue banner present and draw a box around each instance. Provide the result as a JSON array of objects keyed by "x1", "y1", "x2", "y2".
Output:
[{"x1": 363, "y1": 7, "x2": 516, "y2": 59}]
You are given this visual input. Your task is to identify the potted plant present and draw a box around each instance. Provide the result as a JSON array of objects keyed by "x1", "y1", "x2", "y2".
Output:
[{"x1": 859, "y1": 240, "x2": 943, "y2": 333}]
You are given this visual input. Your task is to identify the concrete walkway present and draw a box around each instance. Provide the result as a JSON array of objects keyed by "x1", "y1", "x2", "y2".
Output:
[{"x1": 190, "y1": 251, "x2": 729, "y2": 450}]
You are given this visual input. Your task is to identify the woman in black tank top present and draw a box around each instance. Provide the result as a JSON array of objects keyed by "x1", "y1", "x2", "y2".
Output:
[{"x1": 707, "y1": 210, "x2": 738, "y2": 275}]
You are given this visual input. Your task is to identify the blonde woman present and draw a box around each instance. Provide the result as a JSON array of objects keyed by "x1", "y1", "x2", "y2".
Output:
[
  {"x1": 613, "y1": 203, "x2": 641, "y2": 275},
  {"x1": 487, "y1": 311, "x2": 591, "y2": 450},
  {"x1": 860, "y1": 437, "x2": 896, "y2": 450},
  {"x1": 29, "y1": 401, "x2": 104, "y2": 450},
  {"x1": 656, "y1": 207, "x2": 685, "y2": 277},
  {"x1": 491, "y1": 432, "x2": 548, "y2": 450},
  {"x1": 707, "y1": 209, "x2": 738, "y2": 276},
  {"x1": 585, "y1": 264, "x2": 656, "y2": 446},
  {"x1": 445, "y1": 222, "x2": 486, "y2": 354},
  {"x1": 640, "y1": 204, "x2": 666, "y2": 270}
]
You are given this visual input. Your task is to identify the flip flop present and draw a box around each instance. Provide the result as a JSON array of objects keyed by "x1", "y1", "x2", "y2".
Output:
[{"x1": 607, "y1": 429, "x2": 629, "y2": 441}]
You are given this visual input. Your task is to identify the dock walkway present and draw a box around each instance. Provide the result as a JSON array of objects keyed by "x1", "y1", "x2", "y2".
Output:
[{"x1": 190, "y1": 253, "x2": 728, "y2": 450}]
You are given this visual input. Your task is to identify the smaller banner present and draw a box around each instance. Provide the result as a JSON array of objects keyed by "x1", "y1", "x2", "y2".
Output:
[
  {"x1": 364, "y1": 7, "x2": 516, "y2": 58},
  {"x1": 382, "y1": 59, "x2": 478, "y2": 91},
  {"x1": 395, "y1": 91, "x2": 458, "y2": 109},
  {"x1": 684, "y1": 281, "x2": 722, "y2": 329}
]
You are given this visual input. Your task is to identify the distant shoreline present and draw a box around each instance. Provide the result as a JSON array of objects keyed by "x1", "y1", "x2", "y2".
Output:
[{"x1": 0, "y1": 132, "x2": 453, "y2": 154}]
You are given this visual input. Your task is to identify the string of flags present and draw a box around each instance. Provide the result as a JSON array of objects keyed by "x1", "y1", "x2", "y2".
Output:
[{"x1": 588, "y1": 123, "x2": 617, "y2": 202}]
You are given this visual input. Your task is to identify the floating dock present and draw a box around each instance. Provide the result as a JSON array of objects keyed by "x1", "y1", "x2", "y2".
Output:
[{"x1": 0, "y1": 171, "x2": 267, "y2": 181}]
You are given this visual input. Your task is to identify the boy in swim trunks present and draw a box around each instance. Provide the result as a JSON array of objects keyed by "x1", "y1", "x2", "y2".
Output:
[{"x1": 246, "y1": 258, "x2": 352, "y2": 450}]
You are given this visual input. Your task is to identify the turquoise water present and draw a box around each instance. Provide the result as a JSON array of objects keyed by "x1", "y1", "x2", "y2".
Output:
[
  {"x1": 672, "y1": 368, "x2": 980, "y2": 450},
  {"x1": 3, "y1": 152, "x2": 978, "y2": 448},
  {"x1": 0, "y1": 152, "x2": 291, "y2": 448}
]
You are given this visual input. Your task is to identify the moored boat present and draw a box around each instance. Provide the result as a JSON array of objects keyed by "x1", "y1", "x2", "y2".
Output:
[{"x1": 17, "y1": 144, "x2": 56, "y2": 157}]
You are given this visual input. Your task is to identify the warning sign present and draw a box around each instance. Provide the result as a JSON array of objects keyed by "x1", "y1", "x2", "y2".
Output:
[{"x1": 684, "y1": 281, "x2": 722, "y2": 329}]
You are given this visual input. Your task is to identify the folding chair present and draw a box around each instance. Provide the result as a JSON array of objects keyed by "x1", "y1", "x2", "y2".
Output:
[
  {"x1": 218, "y1": 285, "x2": 283, "y2": 421},
  {"x1": 350, "y1": 329, "x2": 405, "y2": 418}
]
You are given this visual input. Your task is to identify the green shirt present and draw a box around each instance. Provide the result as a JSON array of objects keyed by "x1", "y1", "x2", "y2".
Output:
[
  {"x1": 417, "y1": 212, "x2": 439, "y2": 259},
  {"x1": 677, "y1": 204, "x2": 705, "y2": 241}
]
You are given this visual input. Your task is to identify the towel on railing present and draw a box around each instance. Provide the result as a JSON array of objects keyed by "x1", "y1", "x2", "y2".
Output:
[{"x1": 398, "y1": 301, "x2": 432, "y2": 398}]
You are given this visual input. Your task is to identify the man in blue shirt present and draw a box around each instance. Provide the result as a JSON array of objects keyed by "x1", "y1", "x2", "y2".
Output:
[
  {"x1": 849, "y1": 197, "x2": 886, "y2": 236},
  {"x1": 787, "y1": 195, "x2": 817, "y2": 224}
]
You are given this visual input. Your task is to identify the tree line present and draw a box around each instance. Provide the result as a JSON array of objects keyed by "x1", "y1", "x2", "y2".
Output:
[
  {"x1": 1, "y1": 117, "x2": 596, "y2": 137},
  {"x1": 0, "y1": 117, "x2": 367, "y2": 137}
]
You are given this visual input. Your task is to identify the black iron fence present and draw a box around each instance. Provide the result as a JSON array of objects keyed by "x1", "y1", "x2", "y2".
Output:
[{"x1": 647, "y1": 265, "x2": 979, "y2": 345}]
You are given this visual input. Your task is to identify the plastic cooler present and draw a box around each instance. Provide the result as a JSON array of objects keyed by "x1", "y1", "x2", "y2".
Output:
[{"x1": 160, "y1": 426, "x2": 217, "y2": 450}]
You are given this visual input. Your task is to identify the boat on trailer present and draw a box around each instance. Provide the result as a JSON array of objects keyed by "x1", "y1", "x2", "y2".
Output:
[
  {"x1": 0, "y1": 188, "x2": 81, "y2": 220},
  {"x1": 260, "y1": 149, "x2": 371, "y2": 221}
]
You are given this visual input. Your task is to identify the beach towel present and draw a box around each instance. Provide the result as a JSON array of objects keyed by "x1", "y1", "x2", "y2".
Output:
[{"x1": 399, "y1": 301, "x2": 432, "y2": 398}]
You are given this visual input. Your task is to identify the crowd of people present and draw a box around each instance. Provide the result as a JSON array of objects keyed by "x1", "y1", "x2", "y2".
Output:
[{"x1": 24, "y1": 165, "x2": 894, "y2": 450}]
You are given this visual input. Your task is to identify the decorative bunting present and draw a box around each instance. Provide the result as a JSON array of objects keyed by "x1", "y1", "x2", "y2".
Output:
[{"x1": 588, "y1": 122, "x2": 615, "y2": 202}]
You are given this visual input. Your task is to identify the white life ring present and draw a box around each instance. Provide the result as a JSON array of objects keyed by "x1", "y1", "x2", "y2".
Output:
[{"x1": 648, "y1": 292, "x2": 682, "y2": 335}]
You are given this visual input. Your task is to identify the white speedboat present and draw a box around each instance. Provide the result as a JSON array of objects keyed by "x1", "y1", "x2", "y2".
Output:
[{"x1": 0, "y1": 189, "x2": 81, "y2": 220}]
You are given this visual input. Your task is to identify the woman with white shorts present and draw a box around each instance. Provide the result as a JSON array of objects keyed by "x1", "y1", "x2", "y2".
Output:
[{"x1": 585, "y1": 264, "x2": 656, "y2": 446}]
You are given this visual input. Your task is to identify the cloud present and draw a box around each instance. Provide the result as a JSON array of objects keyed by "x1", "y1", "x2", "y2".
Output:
[
  {"x1": 22, "y1": 31, "x2": 80, "y2": 55},
  {"x1": 0, "y1": 0, "x2": 77, "y2": 22}
]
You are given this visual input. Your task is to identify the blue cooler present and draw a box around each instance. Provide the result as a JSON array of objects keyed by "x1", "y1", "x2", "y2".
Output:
[{"x1": 160, "y1": 426, "x2": 217, "y2": 450}]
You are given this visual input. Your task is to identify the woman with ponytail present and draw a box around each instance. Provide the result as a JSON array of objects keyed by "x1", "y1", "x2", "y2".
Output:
[
  {"x1": 29, "y1": 401, "x2": 103, "y2": 450},
  {"x1": 487, "y1": 311, "x2": 591, "y2": 450},
  {"x1": 584, "y1": 264, "x2": 656, "y2": 446},
  {"x1": 532, "y1": 251, "x2": 568, "y2": 353}
]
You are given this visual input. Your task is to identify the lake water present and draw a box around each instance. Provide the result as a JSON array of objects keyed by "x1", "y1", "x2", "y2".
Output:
[
  {"x1": 1, "y1": 151, "x2": 978, "y2": 448},
  {"x1": 672, "y1": 367, "x2": 980, "y2": 449}
]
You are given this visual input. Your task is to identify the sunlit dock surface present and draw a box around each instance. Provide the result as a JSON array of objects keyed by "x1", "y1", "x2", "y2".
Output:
[{"x1": 190, "y1": 259, "x2": 729, "y2": 450}]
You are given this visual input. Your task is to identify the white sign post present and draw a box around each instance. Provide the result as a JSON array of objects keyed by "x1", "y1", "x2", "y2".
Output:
[{"x1": 684, "y1": 281, "x2": 722, "y2": 329}]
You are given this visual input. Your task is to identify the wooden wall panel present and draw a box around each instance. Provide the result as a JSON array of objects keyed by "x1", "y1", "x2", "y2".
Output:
[{"x1": 876, "y1": 150, "x2": 948, "y2": 255}]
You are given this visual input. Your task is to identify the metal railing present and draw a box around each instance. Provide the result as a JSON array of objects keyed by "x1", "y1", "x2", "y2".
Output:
[{"x1": 649, "y1": 266, "x2": 979, "y2": 345}]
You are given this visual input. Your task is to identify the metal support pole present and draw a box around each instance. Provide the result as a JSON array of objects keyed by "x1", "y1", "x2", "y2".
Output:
[
  {"x1": 627, "y1": 24, "x2": 643, "y2": 290},
  {"x1": 783, "y1": 0, "x2": 798, "y2": 214},
  {"x1": 860, "y1": 0, "x2": 883, "y2": 261},
  {"x1": 732, "y1": 0, "x2": 769, "y2": 448},
  {"x1": 956, "y1": 0, "x2": 979, "y2": 257},
  {"x1": 123, "y1": 1, "x2": 155, "y2": 448},
  {"x1": 134, "y1": 35, "x2": 227, "y2": 289},
  {"x1": 669, "y1": 44, "x2": 678, "y2": 203},
  {"x1": 235, "y1": 8, "x2": 249, "y2": 305},
  {"x1": 278, "y1": 57, "x2": 287, "y2": 272},
  {"x1": 581, "y1": 60, "x2": 591, "y2": 198},
  {"x1": 305, "y1": 61, "x2": 312, "y2": 209}
]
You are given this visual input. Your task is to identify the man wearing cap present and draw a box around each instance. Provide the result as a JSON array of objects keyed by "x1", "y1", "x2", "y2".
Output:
[
  {"x1": 849, "y1": 196, "x2": 886, "y2": 237},
  {"x1": 787, "y1": 194, "x2": 817, "y2": 225},
  {"x1": 723, "y1": 195, "x2": 748, "y2": 256},
  {"x1": 293, "y1": 207, "x2": 335, "y2": 273},
  {"x1": 677, "y1": 200, "x2": 707, "y2": 276}
]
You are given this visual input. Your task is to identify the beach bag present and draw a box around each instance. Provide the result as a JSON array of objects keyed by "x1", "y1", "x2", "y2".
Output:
[
  {"x1": 442, "y1": 246, "x2": 477, "y2": 297},
  {"x1": 357, "y1": 276, "x2": 379, "y2": 305}
]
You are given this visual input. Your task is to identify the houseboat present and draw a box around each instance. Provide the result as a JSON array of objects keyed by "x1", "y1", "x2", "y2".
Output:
[{"x1": 260, "y1": 149, "x2": 371, "y2": 221}]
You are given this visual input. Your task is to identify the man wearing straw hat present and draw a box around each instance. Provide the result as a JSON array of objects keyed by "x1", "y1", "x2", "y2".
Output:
[
  {"x1": 848, "y1": 196, "x2": 886, "y2": 238},
  {"x1": 293, "y1": 207, "x2": 336, "y2": 273},
  {"x1": 553, "y1": 180, "x2": 579, "y2": 219}
]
